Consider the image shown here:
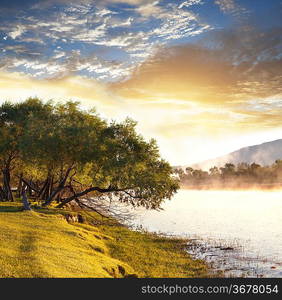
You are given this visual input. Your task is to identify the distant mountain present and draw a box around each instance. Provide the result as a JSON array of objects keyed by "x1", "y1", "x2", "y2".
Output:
[{"x1": 188, "y1": 139, "x2": 282, "y2": 171}]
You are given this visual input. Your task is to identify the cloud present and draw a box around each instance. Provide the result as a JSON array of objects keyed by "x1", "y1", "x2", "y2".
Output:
[
  {"x1": 179, "y1": 0, "x2": 203, "y2": 9},
  {"x1": 1, "y1": 0, "x2": 281, "y2": 165},
  {"x1": 0, "y1": 46, "x2": 135, "y2": 81},
  {"x1": 215, "y1": 0, "x2": 237, "y2": 13},
  {"x1": 104, "y1": 25, "x2": 282, "y2": 164},
  {"x1": 0, "y1": 0, "x2": 208, "y2": 82},
  {"x1": 214, "y1": 0, "x2": 249, "y2": 21},
  {"x1": 0, "y1": 0, "x2": 152, "y2": 11},
  {"x1": 0, "y1": 70, "x2": 119, "y2": 111},
  {"x1": 135, "y1": 1, "x2": 162, "y2": 17},
  {"x1": 112, "y1": 26, "x2": 282, "y2": 103},
  {"x1": 8, "y1": 25, "x2": 26, "y2": 39}
]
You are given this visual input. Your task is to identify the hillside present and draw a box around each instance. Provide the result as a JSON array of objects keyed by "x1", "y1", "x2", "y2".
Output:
[
  {"x1": 0, "y1": 203, "x2": 134, "y2": 278},
  {"x1": 190, "y1": 139, "x2": 282, "y2": 170},
  {"x1": 0, "y1": 202, "x2": 208, "y2": 278}
]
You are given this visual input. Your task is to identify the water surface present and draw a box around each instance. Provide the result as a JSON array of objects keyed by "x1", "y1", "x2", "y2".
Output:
[{"x1": 132, "y1": 190, "x2": 282, "y2": 277}]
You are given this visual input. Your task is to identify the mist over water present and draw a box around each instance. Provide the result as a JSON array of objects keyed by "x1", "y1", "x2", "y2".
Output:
[{"x1": 132, "y1": 190, "x2": 282, "y2": 277}]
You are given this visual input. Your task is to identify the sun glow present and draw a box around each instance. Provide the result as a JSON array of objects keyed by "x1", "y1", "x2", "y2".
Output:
[{"x1": 1, "y1": 70, "x2": 282, "y2": 165}]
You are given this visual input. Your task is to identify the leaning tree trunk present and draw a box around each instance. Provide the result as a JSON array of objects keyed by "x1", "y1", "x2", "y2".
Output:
[
  {"x1": 43, "y1": 167, "x2": 73, "y2": 206},
  {"x1": 27, "y1": 179, "x2": 33, "y2": 197},
  {"x1": 22, "y1": 185, "x2": 32, "y2": 211},
  {"x1": 17, "y1": 173, "x2": 23, "y2": 198},
  {"x1": 2, "y1": 167, "x2": 14, "y2": 202},
  {"x1": 40, "y1": 175, "x2": 53, "y2": 201},
  {"x1": 37, "y1": 177, "x2": 49, "y2": 200},
  {"x1": 0, "y1": 186, "x2": 5, "y2": 201}
]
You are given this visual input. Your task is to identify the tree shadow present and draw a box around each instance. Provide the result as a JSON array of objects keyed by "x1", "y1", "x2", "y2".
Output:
[
  {"x1": 0, "y1": 204, "x2": 22, "y2": 213},
  {"x1": 17, "y1": 233, "x2": 50, "y2": 277}
]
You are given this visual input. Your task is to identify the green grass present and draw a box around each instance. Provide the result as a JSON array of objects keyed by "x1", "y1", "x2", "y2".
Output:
[
  {"x1": 99, "y1": 224, "x2": 209, "y2": 278},
  {"x1": 0, "y1": 202, "x2": 210, "y2": 278},
  {"x1": 0, "y1": 202, "x2": 134, "y2": 278}
]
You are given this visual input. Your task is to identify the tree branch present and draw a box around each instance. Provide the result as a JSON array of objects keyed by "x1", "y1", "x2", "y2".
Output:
[
  {"x1": 56, "y1": 186, "x2": 133, "y2": 208},
  {"x1": 17, "y1": 176, "x2": 40, "y2": 193}
]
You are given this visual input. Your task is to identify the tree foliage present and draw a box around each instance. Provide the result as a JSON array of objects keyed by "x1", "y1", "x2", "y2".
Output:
[
  {"x1": 0, "y1": 98, "x2": 179, "y2": 212},
  {"x1": 175, "y1": 160, "x2": 282, "y2": 189}
]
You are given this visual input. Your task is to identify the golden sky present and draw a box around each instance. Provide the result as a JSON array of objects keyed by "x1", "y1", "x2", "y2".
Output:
[{"x1": 0, "y1": 0, "x2": 282, "y2": 165}]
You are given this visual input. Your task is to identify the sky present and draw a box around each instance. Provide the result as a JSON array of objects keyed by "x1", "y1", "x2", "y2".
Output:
[{"x1": 0, "y1": 0, "x2": 282, "y2": 165}]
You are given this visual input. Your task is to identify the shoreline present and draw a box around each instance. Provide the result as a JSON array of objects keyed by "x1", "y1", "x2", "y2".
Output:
[
  {"x1": 0, "y1": 201, "x2": 211, "y2": 278},
  {"x1": 131, "y1": 189, "x2": 282, "y2": 278}
]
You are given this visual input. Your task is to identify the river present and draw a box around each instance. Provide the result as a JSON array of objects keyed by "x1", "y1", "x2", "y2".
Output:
[{"x1": 131, "y1": 189, "x2": 282, "y2": 277}]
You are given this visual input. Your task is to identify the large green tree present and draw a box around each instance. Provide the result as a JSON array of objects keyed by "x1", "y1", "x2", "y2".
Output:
[{"x1": 0, "y1": 98, "x2": 179, "y2": 212}]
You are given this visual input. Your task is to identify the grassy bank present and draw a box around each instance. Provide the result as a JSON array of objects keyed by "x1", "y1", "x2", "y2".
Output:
[{"x1": 0, "y1": 202, "x2": 209, "y2": 278}]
